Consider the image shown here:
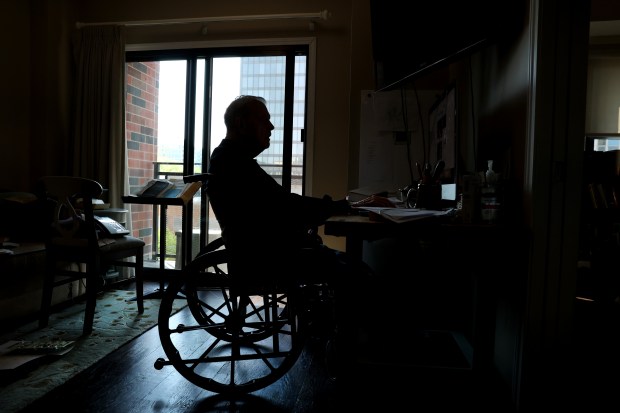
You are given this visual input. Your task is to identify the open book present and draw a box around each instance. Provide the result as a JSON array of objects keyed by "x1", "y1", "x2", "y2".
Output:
[
  {"x1": 136, "y1": 179, "x2": 176, "y2": 197},
  {"x1": 135, "y1": 179, "x2": 201, "y2": 203}
]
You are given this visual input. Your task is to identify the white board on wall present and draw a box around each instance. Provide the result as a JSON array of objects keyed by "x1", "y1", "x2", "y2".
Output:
[{"x1": 358, "y1": 89, "x2": 440, "y2": 192}]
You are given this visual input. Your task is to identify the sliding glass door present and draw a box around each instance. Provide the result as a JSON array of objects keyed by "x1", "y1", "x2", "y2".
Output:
[{"x1": 125, "y1": 46, "x2": 308, "y2": 267}]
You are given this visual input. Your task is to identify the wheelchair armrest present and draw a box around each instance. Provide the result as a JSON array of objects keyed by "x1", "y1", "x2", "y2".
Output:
[{"x1": 183, "y1": 173, "x2": 214, "y2": 184}]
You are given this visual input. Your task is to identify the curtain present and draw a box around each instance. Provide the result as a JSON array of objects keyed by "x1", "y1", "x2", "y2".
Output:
[{"x1": 72, "y1": 25, "x2": 126, "y2": 209}]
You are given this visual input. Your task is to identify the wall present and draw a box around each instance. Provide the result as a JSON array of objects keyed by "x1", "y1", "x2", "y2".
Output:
[
  {"x1": 0, "y1": 0, "x2": 77, "y2": 192},
  {"x1": 473, "y1": 18, "x2": 531, "y2": 399},
  {"x1": 0, "y1": 0, "x2": 31, "y2": 191},
  {"x1": 586, "y1": 52, "x2": 620, "y2": 133}
]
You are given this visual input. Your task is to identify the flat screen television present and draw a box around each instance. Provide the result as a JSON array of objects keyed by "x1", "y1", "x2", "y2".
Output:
[{"x1": 370, "y1": 0, "x2": 523, "y2": 90}]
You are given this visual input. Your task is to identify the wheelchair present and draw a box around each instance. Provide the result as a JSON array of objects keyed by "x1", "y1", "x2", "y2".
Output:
[{"x1": 154, "y1": 235, "x2": 337, "y2": 396}]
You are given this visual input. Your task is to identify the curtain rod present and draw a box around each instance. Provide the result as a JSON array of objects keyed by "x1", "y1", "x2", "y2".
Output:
[{"x1": 76, "y1": 10, "x2": 330, "y2": 28}]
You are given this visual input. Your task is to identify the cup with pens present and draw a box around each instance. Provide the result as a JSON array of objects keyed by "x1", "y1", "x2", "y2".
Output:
[{"x1": 411, "y1": 160, "x2": 444, "y2": 210}]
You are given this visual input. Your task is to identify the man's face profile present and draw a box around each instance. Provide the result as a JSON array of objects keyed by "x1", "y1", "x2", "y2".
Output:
[{"x1": 243, "y1": 101, "x2": 274, "y2": 156}]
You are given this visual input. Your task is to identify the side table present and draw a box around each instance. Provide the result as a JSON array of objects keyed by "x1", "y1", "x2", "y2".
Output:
[{"x1": 122, "y1": 181, "x2": 201, "y2": 298}]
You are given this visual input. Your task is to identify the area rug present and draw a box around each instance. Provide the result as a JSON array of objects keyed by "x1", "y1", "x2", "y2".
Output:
[{"x1": 0, "y1": 289, "x2": 186, "y2": 413}]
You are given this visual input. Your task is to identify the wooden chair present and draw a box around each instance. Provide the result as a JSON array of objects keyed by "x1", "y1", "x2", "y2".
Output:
[{"x1": 38, "y1": 176, "x2": 145, "y2": 335}]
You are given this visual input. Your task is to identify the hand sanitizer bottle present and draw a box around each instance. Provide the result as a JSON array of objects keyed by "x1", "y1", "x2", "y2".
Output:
[
  {"x1": 481, "y1": 160, "x2": 500, "y2": 223},
  {"x1": 485, "y1": 160, "x2": 498, "y2": 186}
]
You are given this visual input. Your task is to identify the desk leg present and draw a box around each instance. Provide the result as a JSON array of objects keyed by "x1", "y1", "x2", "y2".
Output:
[
  {"x1": 338, "y1": 234, "x2": 365, "y2": 381},
  {"x1": 471, "y1": 260, "x2": 498, "y2": 375},
  {"x1": 142, "y1": 204, "x2": 168, "y2": 299}
]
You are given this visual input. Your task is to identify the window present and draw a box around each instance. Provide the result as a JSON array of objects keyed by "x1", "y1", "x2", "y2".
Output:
[
  {"x1": 592, "y1": 137, "x2": 620, "y2": 151},
  {"x1": 586, "y1": 135, "x2": 620, "y2": 152},
  {"x1": 125, "y1": 45, "x2": 309, "y2": 266}
]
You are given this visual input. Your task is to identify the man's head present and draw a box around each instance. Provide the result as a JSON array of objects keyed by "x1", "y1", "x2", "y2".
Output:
[{"x1": 224, "y1": 95, "x2": 274, "y2": 158}]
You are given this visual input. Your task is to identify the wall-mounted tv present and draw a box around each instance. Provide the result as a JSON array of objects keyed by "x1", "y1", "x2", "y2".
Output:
[{"x1": 370, "y1": 0, "x2": 523, "y2": 90}]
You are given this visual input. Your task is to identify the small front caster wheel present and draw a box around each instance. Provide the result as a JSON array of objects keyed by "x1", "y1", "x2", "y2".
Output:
[{"x1": 154, "y1": 357, "x2": 166, "y2": 370}]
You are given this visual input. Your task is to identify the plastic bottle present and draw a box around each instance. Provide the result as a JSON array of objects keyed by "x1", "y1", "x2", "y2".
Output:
[
  {"x1": 485, "y1": 160, "x2": 498, "y2": 186},
  {"x1": 481, "y1": 160, "x2": 500, "y2": 223}
]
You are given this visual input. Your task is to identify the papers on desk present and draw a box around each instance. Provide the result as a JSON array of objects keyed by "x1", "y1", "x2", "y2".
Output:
[
  {"x1": 354, "y1": 207, "x2": 454, "y2": 223},
  {"x1": 347, "y1": 186, "x2": 396, "y2": 203}
]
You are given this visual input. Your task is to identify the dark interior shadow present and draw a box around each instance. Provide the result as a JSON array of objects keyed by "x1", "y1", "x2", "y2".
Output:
[{"x1": 190, "y1": 393, "x2": 288, "y2": 413}]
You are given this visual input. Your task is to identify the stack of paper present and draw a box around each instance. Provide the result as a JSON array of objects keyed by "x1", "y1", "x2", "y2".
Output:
[{"x1": 355, "y1": 207, "x2": 453, "y2": 223}]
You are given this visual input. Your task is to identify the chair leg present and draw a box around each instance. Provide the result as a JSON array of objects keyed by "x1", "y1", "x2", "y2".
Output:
[
  {"x1": 135, "y1": 248, "x2": 144, "y2": 314},
  {"x1": 82, "y1": 280, "x2": 97, "y2": 335},
  {"x1": 39, "y1": 258, "x2": 55, "y2": 329},
  {"x1": 83, "y1": 263, "x2": 100, "y2": 335}
]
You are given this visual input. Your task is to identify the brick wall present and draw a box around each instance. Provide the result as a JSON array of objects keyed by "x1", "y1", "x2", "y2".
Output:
[{"x1": 125, "y1": 61, "x2": 159, "y2": 256}]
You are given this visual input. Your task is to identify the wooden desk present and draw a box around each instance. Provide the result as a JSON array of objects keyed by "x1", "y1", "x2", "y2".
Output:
[
  {"x1": 326, "y1": 211, "x2": 503, "y2": 248},
  {"x1": 324, "y1": 212, "x2": 506, "y2": 374},
  {"x1": 326, "y1": 213, "x2": 443, "y2": 260}
]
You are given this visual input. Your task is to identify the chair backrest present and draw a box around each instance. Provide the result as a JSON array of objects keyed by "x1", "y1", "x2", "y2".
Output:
[
  {"x1": 200, "y1": 174, "x2": 226, "y2": 230},
  {"x1": 39, "y1": 176, "x2": 103, "y2": 250}
]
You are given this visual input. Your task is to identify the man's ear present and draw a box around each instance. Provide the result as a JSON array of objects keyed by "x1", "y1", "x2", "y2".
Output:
[{"x1": 235, "y1": 116, "x2": 246, "y2": 130}]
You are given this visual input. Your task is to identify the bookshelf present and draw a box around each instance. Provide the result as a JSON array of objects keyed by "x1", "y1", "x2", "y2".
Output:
[{"x1": 579, "y1": 141, "x2": 620, "y2": 302}]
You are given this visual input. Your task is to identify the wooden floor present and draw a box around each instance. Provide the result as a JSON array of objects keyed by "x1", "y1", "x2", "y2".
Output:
[
  {"x1": 5, "y1": 277, "x2": 620, "y2": 412},
  {"x1": 9, "y1": 280, "x2": 522, "y2": 412}
]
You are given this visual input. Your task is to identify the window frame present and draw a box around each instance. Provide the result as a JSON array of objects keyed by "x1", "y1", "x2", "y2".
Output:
[{"x1": 125, "y1": 42, "x2": 312, "y2": 258}]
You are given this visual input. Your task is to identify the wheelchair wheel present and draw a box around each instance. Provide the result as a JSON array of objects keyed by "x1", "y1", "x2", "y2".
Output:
[{"x1": 156, "y1": 250, "x2": 308, "y2": 395}]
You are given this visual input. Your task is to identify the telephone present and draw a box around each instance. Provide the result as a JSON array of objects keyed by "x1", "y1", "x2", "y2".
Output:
[{"x1": 94, "y1": 215, "x2": 129, "y2": 237}]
